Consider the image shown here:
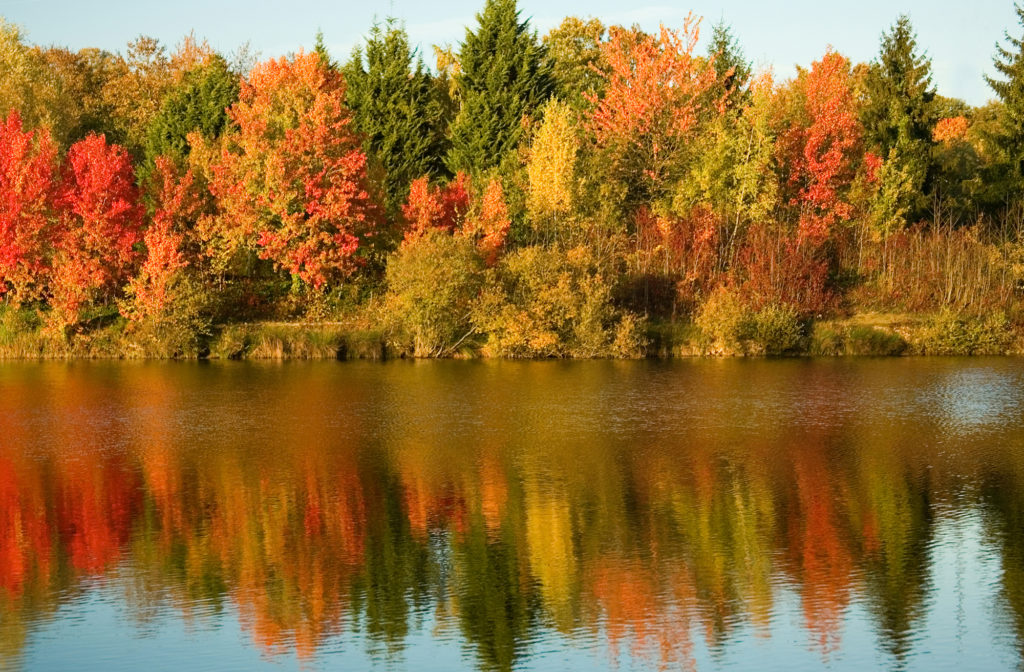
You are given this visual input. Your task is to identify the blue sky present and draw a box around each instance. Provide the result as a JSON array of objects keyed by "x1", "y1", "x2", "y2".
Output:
[{"x1": 0, "y1": 0, "x2": 1017, "y2": 105}]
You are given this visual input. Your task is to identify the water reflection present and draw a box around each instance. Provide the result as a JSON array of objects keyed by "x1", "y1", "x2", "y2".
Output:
[{"x1": 0, "y1": 360, "x2": 1023, "y2": 670}]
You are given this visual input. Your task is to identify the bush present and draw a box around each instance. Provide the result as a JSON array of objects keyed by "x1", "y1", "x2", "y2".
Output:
[
  {"x1": 915, "y1": 310, "x2": 1013, "y2": 355},
  {"x1": 123, "y1": 273, "x2": 217, "y2": 358},
  {"x1": 383, "y1": 232, "x2": 485, "y2": 357},
  {"x1": 696, "y1": 288, "x2": 803, "y2": 355},
  {"x1": 751, "y1": 304, "x2": 803, "y2": 355},
  {"x1": 474, "y1": 245, "x2": 645, "y2": 358},
  {"x1": 695, "y1": 286, "x2": 752, "y2": 354},
  {"x1": 0, "y1": 303, "x2": 42, "y2": 343}
]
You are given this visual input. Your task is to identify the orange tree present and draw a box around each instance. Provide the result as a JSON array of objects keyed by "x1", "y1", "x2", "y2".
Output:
[{"x1": 203, "y1": 52, "x2": 380, "y2": 291}]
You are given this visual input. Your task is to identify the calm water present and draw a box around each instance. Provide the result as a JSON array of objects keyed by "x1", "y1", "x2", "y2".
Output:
[{"x1": 1, "y1": 359, "x2": 1024, "y2": 671}]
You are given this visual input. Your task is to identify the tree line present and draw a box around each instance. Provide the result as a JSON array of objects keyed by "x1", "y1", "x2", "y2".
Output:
[{"x1": 3, "y1": 2, "x2": 1024, "y2": 357}]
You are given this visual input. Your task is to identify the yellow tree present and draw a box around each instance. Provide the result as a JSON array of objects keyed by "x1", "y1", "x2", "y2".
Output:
[{"x1": 526, "y1": 99, "x2": 580, "y2": 243}]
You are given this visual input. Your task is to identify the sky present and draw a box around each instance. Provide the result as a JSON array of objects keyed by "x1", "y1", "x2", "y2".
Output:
[{"x1": 0, "y1": 0, "x2": 1018, "y2": 106}]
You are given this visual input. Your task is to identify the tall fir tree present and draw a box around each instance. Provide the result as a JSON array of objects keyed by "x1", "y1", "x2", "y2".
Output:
[
  {"x1": 314, "y1": 30, "x2": 337, "y2": 71},
  {"x1": 987, "y1": 3, "x2": 1024, "y2": 184},
  {"x1": 344, "y1": 19, "x2": 450, "y2": 218},
  {"x1": 143, "y1": 54, "x2": 239, "y2": 174},
  {"x1": 447, "y1": 0, "x2": 553, "y2": 175},
  {"x1": 706, "y1": 21, "x2": 751, "y2": 109},
  {"x1": 861, "y1": 15, "x2": 936, "y2": 231}
]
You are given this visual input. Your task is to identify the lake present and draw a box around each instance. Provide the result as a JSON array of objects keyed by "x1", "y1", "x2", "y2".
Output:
[{"x1": 1, "y1": 358, "x2": 1023, "y2": 671}]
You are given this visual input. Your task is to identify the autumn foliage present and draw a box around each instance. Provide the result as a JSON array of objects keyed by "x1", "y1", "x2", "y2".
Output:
[
  {"x1": 205, "y1": 51, "x2": 377, "y2": 289},
  {"x1": 0, "y1": 110, "x2": 57, "y2": 301},
  {"x1": 49, "y1": 134, "x2": 143, "y2": 324},
  {"x1": 0, "y1": 4, "x2": 1022, "y2": 352},
  {"x1": 127, "y1": 157, "x2": 202, "y2": 319},
  {"x1": 777, "y1": 51, "x2": 862, "y2": 245},
  {"x1": 400, "y1": 172, "x2": 471, "y2": 241}
]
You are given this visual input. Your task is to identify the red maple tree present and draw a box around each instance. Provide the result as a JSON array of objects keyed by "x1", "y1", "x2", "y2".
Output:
[
  {"x1": 0, "y1": 110, "x2": 58, "y2": 301},
  {"x1": 207, "y1": 51, "x2": 379, "y2": 289},
  {"x1": 51, "y1": 134, "x2": 143, "y2": 324}
]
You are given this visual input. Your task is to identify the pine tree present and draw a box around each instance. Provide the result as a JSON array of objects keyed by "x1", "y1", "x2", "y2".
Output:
[
  {"x1": 987, "y1": 3, "x2": 1024, "y2": 181},
  {"x1": 447, "y1": 0, "x2": 553, "y2": 175},
  {"x1": 143, "y1": 55, "x2": 239, "y2": 173},
  {"x1": 314, "y1": 30, "x2": 336, "y2": 71},
  {"x1": 706, "y1": 21, "x2": 751, "y2": 109},
  {"x1": 344, "y1": 19, "x2": 450, "y2": 217},
  {"x1": 861, "y1": 15, "x2": 936, "y2": 231}
]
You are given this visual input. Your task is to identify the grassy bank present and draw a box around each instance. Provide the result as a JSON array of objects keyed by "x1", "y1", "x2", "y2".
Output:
[{"x1": 2, "y1": 307, "x2": 1023, "y2": 360}]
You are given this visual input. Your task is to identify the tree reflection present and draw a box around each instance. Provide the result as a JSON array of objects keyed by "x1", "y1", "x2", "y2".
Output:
[{"x1": 0, "y1": 381, "x2": 1021, "y2": 670}]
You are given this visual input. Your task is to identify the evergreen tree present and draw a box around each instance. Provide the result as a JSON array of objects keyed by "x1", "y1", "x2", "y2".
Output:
[
  {"x1": 344, "y1": 19, "x2": 450, "y2": 217},
  {"x1": 987, "y1": 3, "x2": 1024, "y2": 182},
  {"x1": 314, "y1": 30, "x2": 337, "y2": 71},
  {"x1": 706, "y1": 21, "x2": 751, "y2": 109},
  {"x1": 143, "y1": 54, "x2": 239, "y2": 173},
  {"x1": 861, "y1": 15, "x2": 936, "y2": 231},
  {"x1": 447, "y1": 0, "x2": 553, "y2": 175}
]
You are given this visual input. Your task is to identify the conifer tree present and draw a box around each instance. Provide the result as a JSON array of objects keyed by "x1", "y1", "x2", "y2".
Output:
[
  {"x1": 314, "y1": 30, "x2": 336, "y2": 71},
  {"x1": 861, "y1": 15, "x2": 935, "y2": 230},
  {"x1": 447, "y1": 0, "x2": 553, "y2": 175},
  {"x1": 706, "y1": 21, "x2": 751, "y2": 109},
  {"x1": 143, "y1": 55, "x2": 239, "y2": 174},
  {"x1": 987, "y1": 3, "x2": 1024, "y2": 183},
  {"x1": 344, "y1": 19, "x2": 450, "y2": 217}
]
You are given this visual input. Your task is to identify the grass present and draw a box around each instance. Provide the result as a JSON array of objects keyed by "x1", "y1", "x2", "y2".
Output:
[{"x1": 1, "y1": 304, "x2": 1021, "y2": 360}]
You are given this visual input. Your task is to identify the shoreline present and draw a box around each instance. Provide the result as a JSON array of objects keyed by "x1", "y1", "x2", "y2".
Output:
[{"x1": 2, "y1": 313, "x2": 1021, "y2": 361}]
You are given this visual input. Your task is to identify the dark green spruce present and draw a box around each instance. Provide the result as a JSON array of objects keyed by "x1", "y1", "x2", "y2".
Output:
[
  {"x1": 142, "y1": 54, "x2": 239, "y2": 175},
  {"x1": 987, "y1": 3, "x2": 1024, "y2": 185},
  {"x1": 706, "y1": 21, "x2": 752, "y2": 109},
  {"x1": 860, "y1": 15, "x2": 937, "y2": 229},
  {"x1": 344, "y1": 19, "x2": 451, "y2": 217},
  {"x1": 447, "y1": 0, "x2": 554, "y2": 175}
]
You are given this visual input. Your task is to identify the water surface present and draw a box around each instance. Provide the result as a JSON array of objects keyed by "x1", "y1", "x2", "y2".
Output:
[{"x1": 1, "y1": 359, "x2": 1023, "y2": 670}]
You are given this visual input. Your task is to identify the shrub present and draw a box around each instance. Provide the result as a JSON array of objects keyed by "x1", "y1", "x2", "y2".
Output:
[
  {"x1": 384, "y1": 231, "x2": 485, "y2": 357},
  {"x1": 915, "y1": 310, "x2": 1013, "y2": 355},
  {"x1": 474, "y1": 245, "x2": 644, "y2": 358},
  {"x1": 751, "y1": 304, "x2": 803, "y2": 355},
  {"x1": 122, "y1": 273, "x2": 216, "y2": 358},
  {"x1": 695, "y1": 286, "x2": 753, "y2": 354},
  {"x1": 846, "y1": 325, "x2": 906, "y2": 356}
]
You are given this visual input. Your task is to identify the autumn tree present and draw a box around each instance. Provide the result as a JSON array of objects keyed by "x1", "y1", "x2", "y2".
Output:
[
  {"x1": 401, "y1": 173, "x2": 470, "y2": 241},
  {"x1": 0, "y1": 111, "x2": 58, "y2": 302},
  {"x1": 587, "y1": 18, "x2": 720, "y2": 211},
  {"x1": 776, "y1": 51, "x2": 863, "y2": 244},
  {"x1": 447, "y1": 0, "x2": 554, "y2": 174},
  {"x1": 673, "y1": 72, "x2": 778, "y2": 270},
  {"x1": 127, "y1": 157, "x2": 205, "y2": 321},
  {"x1": 344, "y1": 20, "x2": 451, "y2": 217},
  {"x1": 526, "y1": 99, "x2": 580, "y2": 243},
  {"x1": 465, "y1": 178, "x2": 511, "y2": 265},
  {"x1": 0, "y1": 20, "x2": 68, "y2": 145},
  {"x1": 39, "y1": 47, "x2": 120, "y2": 147},
  {"x1": 543, "y1": 17, "x2": 607, "y2": 110},
  {"x1": 51, "y1": 134, "x2": 143, "y2": 325},
  {"x1": 861, "y1": 15, "x2": 936, "y2": 231},
  {"x1": 203, "y1": 52, "x2": 378, "y2": 290}
]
